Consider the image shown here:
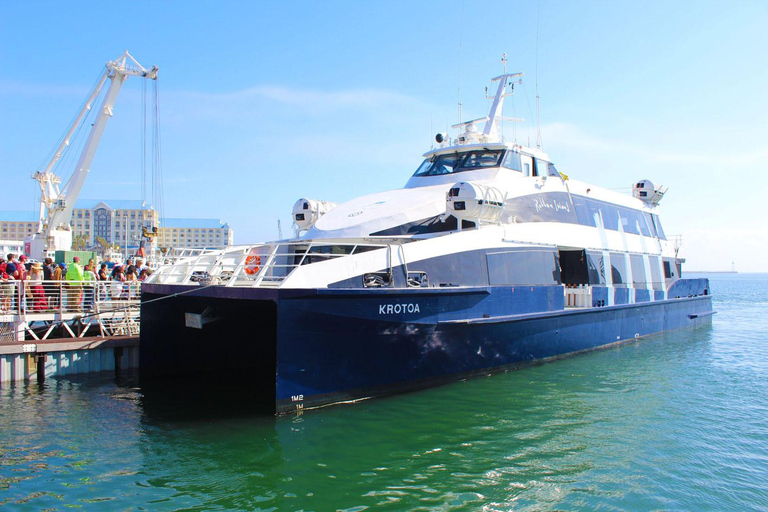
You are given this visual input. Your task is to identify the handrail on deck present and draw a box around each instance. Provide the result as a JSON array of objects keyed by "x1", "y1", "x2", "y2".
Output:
[
  {"x1": 147, "y1": 241, "x2": 391, "y2": 288},
  {"x1": 0, "y1": 279, "x2": 142, "y2": 317},
  {"x1": 0, "y1": 279, "x2": 143, "y2": 343}
]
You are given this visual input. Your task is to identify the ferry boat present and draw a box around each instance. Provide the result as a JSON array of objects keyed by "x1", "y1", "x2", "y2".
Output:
[{"x1": 140, "y1": 69, "x2": 713, "y2": 414}]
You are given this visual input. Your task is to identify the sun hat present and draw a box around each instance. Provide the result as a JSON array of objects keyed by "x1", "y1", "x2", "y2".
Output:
[{"x1": 31, "y1": 262, "x2": 43, "y2": 271}]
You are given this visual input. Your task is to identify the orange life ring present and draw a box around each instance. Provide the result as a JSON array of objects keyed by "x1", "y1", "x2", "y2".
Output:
[{"x1": 244, "y1": 254, "x2": 261, "y2": 275}]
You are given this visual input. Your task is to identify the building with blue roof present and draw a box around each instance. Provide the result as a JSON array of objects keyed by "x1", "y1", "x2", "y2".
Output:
[
  {"x1": 0, "y1": 199, "x2": 233, "y2": 254},
  {"x1": 157, "y1": 218, "x2": 233, "y2": 249}
]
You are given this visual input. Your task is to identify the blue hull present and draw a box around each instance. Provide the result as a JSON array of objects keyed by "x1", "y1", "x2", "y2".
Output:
[{"x1": 139, "y1": 282, "x2": 713, "y2": 414}]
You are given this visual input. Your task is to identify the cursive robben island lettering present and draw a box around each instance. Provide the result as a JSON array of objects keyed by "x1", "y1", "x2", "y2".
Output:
[{"x1": 534, "y1": 197, "x2": 571, "y2": 214}]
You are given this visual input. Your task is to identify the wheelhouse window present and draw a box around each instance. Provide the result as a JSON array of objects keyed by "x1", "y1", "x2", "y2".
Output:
[
  {"x1": 547, "y1": 162, "x2": 561, "y2": 177},
  {"x1": 502, "y1": 151, "x2": 521, "y2": 171},
  {"x1": 413, "y1": 150, "x2": 504, "y2": 177}
]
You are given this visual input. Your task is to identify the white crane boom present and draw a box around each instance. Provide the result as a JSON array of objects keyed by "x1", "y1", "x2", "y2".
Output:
[{"x1": 26, "y1": 51, "x2": 158, "y2": 260}]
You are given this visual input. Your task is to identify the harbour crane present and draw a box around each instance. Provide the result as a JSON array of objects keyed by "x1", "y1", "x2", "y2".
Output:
[{"x1": 25, "y1": 51, "x2": 158, "y2": 260}]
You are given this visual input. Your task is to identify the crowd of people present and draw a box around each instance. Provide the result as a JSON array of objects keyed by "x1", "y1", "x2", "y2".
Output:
[{"x1": 0, "y1": 253, "x2": 153, "y2": 313}]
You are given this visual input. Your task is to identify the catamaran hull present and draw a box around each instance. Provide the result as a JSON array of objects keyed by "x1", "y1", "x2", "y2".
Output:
[{"x1": 140, "y1": 282, "x2": 712, "y2": 414}]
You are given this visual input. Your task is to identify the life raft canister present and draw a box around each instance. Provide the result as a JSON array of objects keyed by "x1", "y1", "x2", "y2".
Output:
[{"x1": 244, "y1": 254, "x2": 261, "y2": 275}]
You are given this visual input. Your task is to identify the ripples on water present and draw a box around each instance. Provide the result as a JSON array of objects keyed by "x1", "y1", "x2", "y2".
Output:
[{"x1": 1, "y1": 274, "x2": 768, "y2": 511}]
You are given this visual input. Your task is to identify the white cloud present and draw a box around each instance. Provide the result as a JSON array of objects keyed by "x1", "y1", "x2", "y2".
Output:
[{"x1": 168, "y1": 84, "x2": 425, "y2": 120}]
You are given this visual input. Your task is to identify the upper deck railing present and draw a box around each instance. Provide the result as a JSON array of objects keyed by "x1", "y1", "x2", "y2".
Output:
[{"x1": 148, "y1": 241, "x2": 391, "y2": 288}]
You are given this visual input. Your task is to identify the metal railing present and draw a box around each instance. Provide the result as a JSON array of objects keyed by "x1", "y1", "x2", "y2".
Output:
[
  {"x1": 0, "y1": 279, "x2": 142, "y2": 343},
  {"x1": 148, "y1": 241, "x2": 391, "y2": 288}
]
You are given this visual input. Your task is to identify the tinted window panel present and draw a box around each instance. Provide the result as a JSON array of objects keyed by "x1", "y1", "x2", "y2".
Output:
[
  {"x1": 663, "y1": 258, "x2": 674, "y2": 279},
  {"x1": 637, "y1": 212, "x2": 652, "y2": 236},
  {"x1": 503, "y1": 192, "x2": 579, "y2": 224},
  {"x1": 573, "y1": 196, "x2": 596, "y2": 227},
  {"x1": 649, "y1": 256, "x2": 662, "y2": 289},
  {"x1": 502, "y1": 151, "x2": 522, "y2": 171},
  {"x1": 600, "y1": 205, "x2": 620, "y2": 231},
  {"x1": 652, "y1": 214, "x2": 667, "y2": 240},
  {"x1": 586, "y1": 251, "x2": 605, "y2": 284},
  {"x1": 487, "y1": 250, "x2": 560, "y2": 285},
  {"x1": 644, "y1": 213, "x2": 658, "y2": 237},
  {"x1": 620, "y1": 208, "x2": 640, "y2": 235},
  {"x1": 630, "y1": 254, "x2": 646, "y2": 285},
  {"x1": 461, "y1": 150, "x2": 504, "y2": 170},
  {"x1": 609, "y1": 252, "x2": 628, "y2": 286}
]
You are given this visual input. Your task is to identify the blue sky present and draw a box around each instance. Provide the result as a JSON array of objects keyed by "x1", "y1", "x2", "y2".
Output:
[{"x1": 1, "y1": 1, "x2": 766, "y2": 271}]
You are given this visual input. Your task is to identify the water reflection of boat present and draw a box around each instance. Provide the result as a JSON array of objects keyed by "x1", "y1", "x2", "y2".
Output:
[{"x1": 141, "y1": 67, "x2": 713, "y2": 414}]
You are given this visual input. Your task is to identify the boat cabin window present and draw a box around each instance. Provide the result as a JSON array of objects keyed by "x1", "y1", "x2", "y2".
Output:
[
  {"x1": 413, "y1": 150, "x2": 505, "y2": 177},
  {"x1": 651, "y1": 214, "x2": 667, "y2": 240},
  {"x1": 520, "y1": 154, "x2": 533, "y2": 176},
  {"x1": 546, "y1": 162, "x2": 561, "y2": 177},
  {"x1": 502, "y1": 151, "x2": 522, "y2": 171},
  {"x1": 532, "y1": 159, "x2": 562, "y2": 178}
]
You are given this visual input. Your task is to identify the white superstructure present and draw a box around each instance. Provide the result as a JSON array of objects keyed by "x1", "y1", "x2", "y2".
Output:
[{"x1": 150, "y1": 67, "x2": 675, "y2": 305}]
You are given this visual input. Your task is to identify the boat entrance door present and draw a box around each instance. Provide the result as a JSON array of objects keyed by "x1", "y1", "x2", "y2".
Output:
[
  {"x1": 559, "y1": 248, "x2": 592, "y2": 308},
  {"x1": 521, "y1": 154, "x2": 533, "y2": 177},
  {"x1": 559, "y1": 249, "x2": 589, "y2": 286}
]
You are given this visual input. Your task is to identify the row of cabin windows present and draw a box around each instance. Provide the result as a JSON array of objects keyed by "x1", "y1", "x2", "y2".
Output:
[
  {"x1": 502, "y1": 151, "x2": 560, "y2": 178},
  {"x1": 373, "y1": 195, "x2": 666, "y2": 240},
  {"x1": 573, "y1": 196, "x2": 666, "y2": 239},
  {"x1": 583, "y1": 251, "x2": 676, "y2": 289},
  {"x1": 414, "y1": 149, "x2": 560, "y2": 178}
]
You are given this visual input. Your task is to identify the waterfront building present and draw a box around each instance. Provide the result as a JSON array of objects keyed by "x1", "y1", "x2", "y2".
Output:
[
  {"x1": 0, "y1": 212, "x2": 37, "y2": 243},
  {"x1": 71, "y1": 199, "x2": 159, "y2": 252},
  {"x1": 0, "y1": 239, "x2": 24, "y2": 257},
  {"x1": 156, "y1": 218, "x2": 233, "y2": 249},
  {"x1": 0, "y1": 199, "x2": 233, "y2": 253}
]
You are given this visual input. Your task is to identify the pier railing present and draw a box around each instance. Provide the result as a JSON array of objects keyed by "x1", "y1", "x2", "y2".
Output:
[{"x1": 0, "y1": 280, "x2": 141, "y2": 343}]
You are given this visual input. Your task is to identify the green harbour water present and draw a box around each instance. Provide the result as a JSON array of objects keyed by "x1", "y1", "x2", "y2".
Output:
[{"x1": 1, "y1": 273, "x2": 767, "y2": 511}]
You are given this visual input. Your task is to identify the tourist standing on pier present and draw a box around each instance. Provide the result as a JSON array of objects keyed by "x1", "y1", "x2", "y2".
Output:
[
  {"x1": 49, "y1": 263, "x2": 63, "y2": 310},
  {"x1": 6, "y1": 255, "x2": 28, "y2": 312},
  {"x1": 4, "y1": 254, "x2": 17, "y2": 279},
  {"x1": 110, "y1": 265, "x2": 125, "y2": 299},
  {"x1": 83, "y1": 262, "x2": 97, "y2": 310},
  {"x1": 28, "y1": 262, "x2": 46, "y2": 311},
  {"x1": 0, "y1": 260, "x2": 11, "y2": 312},
  {"x1": 42, "y1": 258, "x2": 54, "y2": 280},
  {"x1": 65, "y1": 257, "x2": 84, "y2": 311},
  {"x1": 42, "y1": 258, "x2": 54, "y2": 310},
  {"x1": 124, "y1": 265, "x2": 139, "y2": 299}
]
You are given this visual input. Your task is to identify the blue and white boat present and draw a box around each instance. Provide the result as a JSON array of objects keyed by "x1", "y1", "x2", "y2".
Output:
[{"x1": 141, "y1": 69, "x2": 713, "y2": 413}]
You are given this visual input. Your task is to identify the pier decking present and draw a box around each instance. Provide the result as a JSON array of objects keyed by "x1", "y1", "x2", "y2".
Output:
[{"x1": 0, "y1": 280, "x2": 141, "y2": 384}]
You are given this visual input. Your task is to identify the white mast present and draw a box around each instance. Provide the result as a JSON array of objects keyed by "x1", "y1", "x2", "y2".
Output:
[{"x1": 26, "y1": 51, "x2": 158, "y2": 259}]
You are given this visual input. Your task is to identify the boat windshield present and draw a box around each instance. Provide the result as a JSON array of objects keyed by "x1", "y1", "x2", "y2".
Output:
[{"x1": 413, "y1": 150, "x2": 504, "y2": 177}]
